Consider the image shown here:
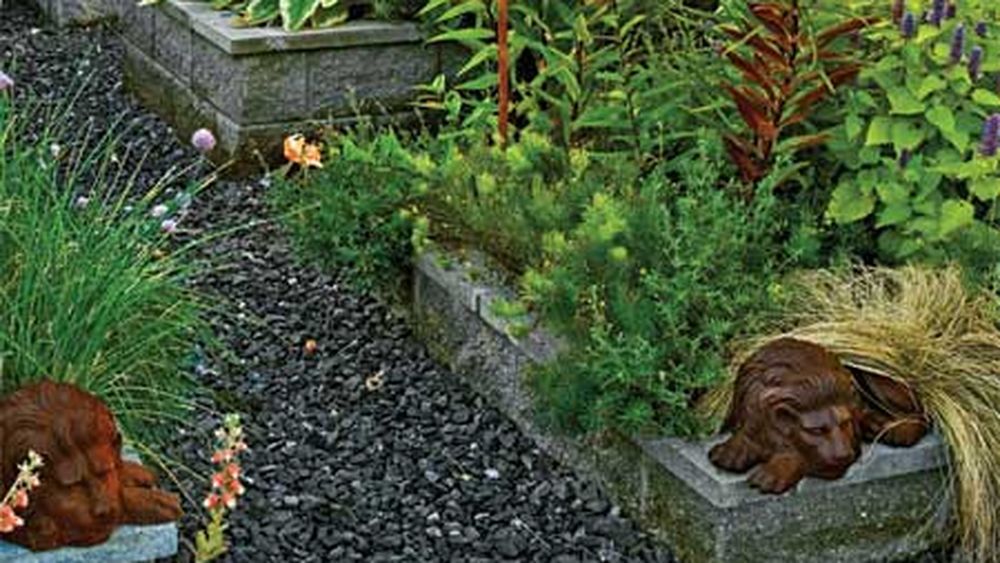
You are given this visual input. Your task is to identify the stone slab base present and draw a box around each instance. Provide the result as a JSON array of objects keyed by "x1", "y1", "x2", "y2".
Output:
[
  {"x1": 116, "y1": 0, "x2": 460, "y2": 174},
  {"x1": 0, "y1": 523, "x2": 178, "y2": 562},
  {"x1": 412, "y1": 249, "x2": 953, "y2": 563}
]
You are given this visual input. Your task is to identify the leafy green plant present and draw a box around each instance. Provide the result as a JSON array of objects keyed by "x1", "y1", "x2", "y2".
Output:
[
  {"x1": 718, "y1": 0, "x2": 870, "y2": 188},
  {"x1": 827, "y1": 0, "x2": 1000, "y2": 261},
  {"x1": 420, "y1": 0, "x2": 721, "y2": 164},
  {"x1": 0, "y1": 95, "x2": 206, "y2": 444}
]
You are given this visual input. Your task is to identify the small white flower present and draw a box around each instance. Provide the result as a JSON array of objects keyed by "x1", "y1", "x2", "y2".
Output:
[
  {"x1": 73, "y1": 196, "x2": 90, "y2": 209},
  {"x1": 161, "y1": 219, "x2": 178, "y2": 234},
  {"x1": 150, "y1": 204, "x2": 169, "y2": 218}
]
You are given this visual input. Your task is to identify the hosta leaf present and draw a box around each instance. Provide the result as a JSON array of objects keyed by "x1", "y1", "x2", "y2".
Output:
[
  {"x1": 280, "y1": 0, "x2": 321, "y2": 30},
  {"x1": 914, "y1": 74, "x2": 947, "y2": 100},
  {"x1": 244, "y1": 0, "x2": 279, "y2": 26}
]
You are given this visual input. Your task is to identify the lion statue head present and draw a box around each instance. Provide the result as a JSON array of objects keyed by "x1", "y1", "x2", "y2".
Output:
[
  {"x1": 709, "y1": 338, "x2": 863, "y2": 493},
  {"x1": 0, "y1": 380, "x2": 182, "y2": 551}
]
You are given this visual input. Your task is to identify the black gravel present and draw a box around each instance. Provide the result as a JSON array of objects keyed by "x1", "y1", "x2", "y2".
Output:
[{"x1": 1, "y1": 3, "x2": 674, "y2": 562}]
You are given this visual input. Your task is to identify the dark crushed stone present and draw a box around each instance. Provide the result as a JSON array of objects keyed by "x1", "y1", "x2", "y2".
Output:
[{"x1": 1, "y1": 3, "x2": 674, "y2": 562}]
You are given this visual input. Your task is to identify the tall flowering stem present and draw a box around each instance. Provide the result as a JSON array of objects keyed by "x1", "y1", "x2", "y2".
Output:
[
  {"x1": 497, "y1": 0, "x2": 510, "y2": 148},
  {"x1": 0, "y1": 451, "x2": 43, "y2": 534},
  {"x1": 195, "y1": 414, "x2": 248, "y2": 563}
]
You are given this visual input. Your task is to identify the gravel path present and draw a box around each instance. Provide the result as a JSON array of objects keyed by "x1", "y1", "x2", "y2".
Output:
[{"x1": 1, "y1": 4, "x2": 674, "y2": 562}]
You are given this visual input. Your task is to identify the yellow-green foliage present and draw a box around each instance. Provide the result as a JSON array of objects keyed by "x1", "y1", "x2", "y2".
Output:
[{"x1": 704, "y1": 265, "x2": 1000, "y2": 562}]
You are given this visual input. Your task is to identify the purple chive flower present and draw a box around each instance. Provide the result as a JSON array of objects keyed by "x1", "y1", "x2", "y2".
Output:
[
  {"x1": 976, "y1": 22, "x2": 988, "y2": 37},
  {"x1": 191, "y1": 128, "x2": 216, "y2": 154},
  {"x1": 969, "y1": 46, "x2": 985, "y2": 79},
  {"x1": 898, "y1": 149, "x2": 913, "y2": 169},
  {"x1": 0, "y1": 71, "x2": 12, "y2": 93},
  {"x1": 150, "y1": 204, "x2": 169, "y2": 218},
  {"x1": 160, "y1": 219, "x2": 178, "y2": 234},
  {"x1": 950, "y1": 24, "x2": 966, "y2": 65},
  {"x1": 980, "y1": 114, "x2": 1000, "y2": 157},
  {"x1": 930, "y1": 0, "x2": 947, "y2": 26},
  {"x1": 892, "y1": 0, "x2": 905, "y2": 23},
  {"x1": 901, "y1": 12, "x2": 918, "y2": 39}
]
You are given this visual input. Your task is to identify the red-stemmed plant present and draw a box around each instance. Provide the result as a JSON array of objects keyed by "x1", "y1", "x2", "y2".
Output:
[{"x1": 721, "y1": 1, "x2": 871, "y2": 190}]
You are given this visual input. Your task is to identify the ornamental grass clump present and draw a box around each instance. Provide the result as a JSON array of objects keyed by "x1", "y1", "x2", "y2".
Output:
[
  {"x1": 0, "y1": 93, "x2": 207, "y2": 445},
  {"x1": 703, "y1": 265, "x2": 1000, "y2": 562}
]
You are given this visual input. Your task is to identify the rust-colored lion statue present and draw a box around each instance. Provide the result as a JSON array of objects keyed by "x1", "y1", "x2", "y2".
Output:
[
  {"x1": 709, "y1": 338, "x2": 929, "y2": 493},
  {"x1": 0, "y1": 380, "x2": 182, "y2": 551}
]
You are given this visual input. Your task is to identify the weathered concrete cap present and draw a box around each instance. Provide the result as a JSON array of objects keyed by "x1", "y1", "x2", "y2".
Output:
[
  {"x1": 0, "y1": 523, "x2": 178, "y2": 563},
  {"x1": 161, "y1": 0, "x2": 423, "y2": 55},
  {"x1": 639, "y1": 432, "x2": 948, "y2": 509}
]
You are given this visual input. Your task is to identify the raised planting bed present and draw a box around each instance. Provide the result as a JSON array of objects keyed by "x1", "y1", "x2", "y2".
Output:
[
  {"x1": 412, "y1": 250, "x2": 953, "y2": 563},
  {"x1": 114, "y1": 0, "x2": 457, "y2": 173}
]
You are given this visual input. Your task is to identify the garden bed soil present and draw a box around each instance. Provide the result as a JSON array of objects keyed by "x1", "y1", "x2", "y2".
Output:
[{"x1": 411, "y1": 249, "x2": 954, "y2": 563}]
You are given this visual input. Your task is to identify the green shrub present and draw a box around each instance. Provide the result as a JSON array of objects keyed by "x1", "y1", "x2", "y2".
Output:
[
  {"x1": 827, "y1": 0, "x2": 1000, "y2": 263},
  {"x1": 163, "y1": 0, "x2": 421, "y2": 32},
  {"x1": 271, "y1": 130, "x2": 423, "y2": 292},
  {"x1": 0, "y1": 97, "x2": 205, "y2": 444}
]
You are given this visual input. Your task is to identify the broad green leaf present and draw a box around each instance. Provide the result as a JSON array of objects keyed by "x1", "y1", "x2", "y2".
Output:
[
  {"x1": 280, "y1": 0, "x2": 321, "y2": 30},
  {"x1": 925, "y1": 105, "x2": 956, "y2": 136},
  {"x1": 970, "y1": 178, "x2": 1000, "y2": 201},
  {"x1": 865, "y1": 116, "x2": 893, "y2": 146},
  {"x1": 876, "y1": 203, "x2": 912, "y2": 227},
  {"x1": 887, "y1": 87, "x2": 926, "y2": 115},
  {"x1": 915, "y1": 75, "x2": 947, "y2": 100},
  {"x1": 828, "y1": 181, "x2": 875, "y2": 223},
  {"x1": 875, "y1": 181, "x2": 910, "y2": 205},
  {"x1": 891, "y1": 120, "x2": 925, "y2": 151},
  {"x1": 938, "y1": 199, "x2": 975, "y2": 237},
  {"x1": 972, "y1": 89, "x2": 1000, "y2": 107}
]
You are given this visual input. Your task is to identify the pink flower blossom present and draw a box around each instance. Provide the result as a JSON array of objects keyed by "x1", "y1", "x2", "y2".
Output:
[
  {"x1": 11, "y1": 490, "x2": 28, "y2": 510},
  {"x1": 191, "y1": 128, "x2": 217, "y2": 154},
  {"x1": 161, "y1": 219, "x2": 178, "y2": 234},
  {"x1": 0, "y1": 71, "x2": 13, "y2": 93},
  {"x1": 203, "y1": 493, "x2": 221, "y2": 510},
  {"x1": 0, "y1": 505, "x2": 23, "y2": 533}
]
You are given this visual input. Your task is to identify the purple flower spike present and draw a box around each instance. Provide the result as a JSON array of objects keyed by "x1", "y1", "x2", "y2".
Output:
[
  {"x1": 191, "y1": 128, "x2": 216, "y2": 154},
  {"x1": 0, "y1": 71, "x2": 13, "y2": 93},
  {"x1": 950, "y1": 24, "x2": 966, "y2": 65},
  {"x1": 969, "y1": 46, "x2": 985, "y2": 79},
  {"x1": 980, "y1": 114, "x2": 1000, "y2": 157},
  {"x1": 901, "y1": 12, "x2": 918, "y2": 39},
  {"x1": 930, "y1": 0, "x2": 946, "y2": 26},
  {"x1": 976, "y1": 22, "x2": 988, "y2": 37},
  {"x1": 892, "y1": 0, "x2": 905, "y2": 23}
]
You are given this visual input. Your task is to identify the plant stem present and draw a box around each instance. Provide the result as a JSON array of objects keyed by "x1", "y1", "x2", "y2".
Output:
[{"x1": 497, "y1": 0, "x2": 510, "y2": 148}]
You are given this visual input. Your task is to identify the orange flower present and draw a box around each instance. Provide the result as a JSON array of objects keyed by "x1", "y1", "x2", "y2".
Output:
[{"x1": 283, "y1": 135, "x2": 323, "y2": 168}]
